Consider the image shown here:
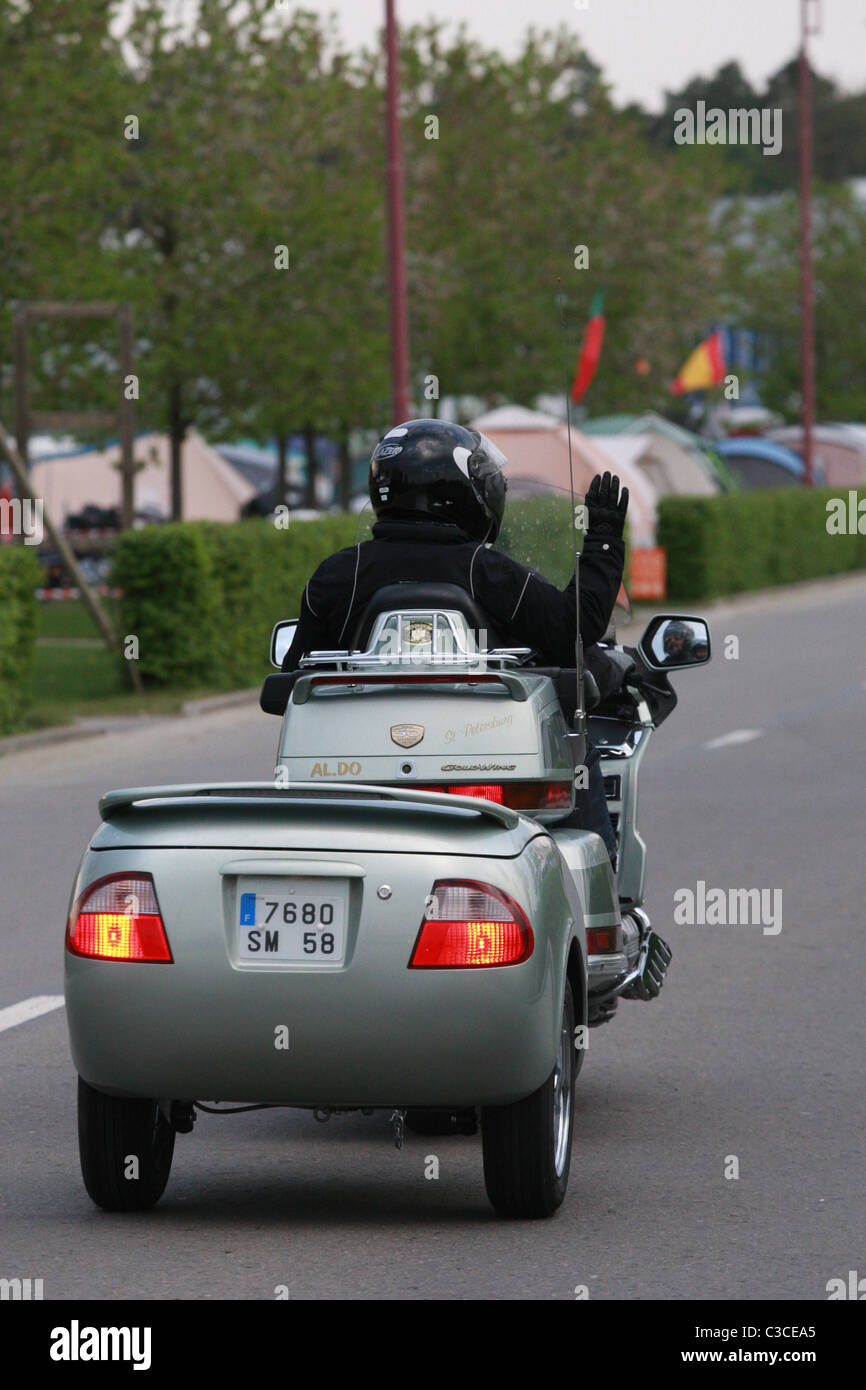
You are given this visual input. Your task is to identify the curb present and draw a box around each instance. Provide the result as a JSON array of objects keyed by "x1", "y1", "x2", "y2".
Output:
[
  {"x1": 180, "y1": 688, "x2": 259, "y2": 716},
  {"x1": 0, "y1": 687, "x2": 260, "y2": 759},
  {"x1": 0, "y1": 723, "x2": 109, "y2": 758}
]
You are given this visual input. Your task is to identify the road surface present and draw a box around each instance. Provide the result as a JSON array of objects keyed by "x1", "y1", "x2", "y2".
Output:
[{"x1": 1, "y1": 574, "x2": 864, "y2": 1300}]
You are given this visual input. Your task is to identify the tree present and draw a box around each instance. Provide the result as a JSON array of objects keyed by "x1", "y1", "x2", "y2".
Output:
[
  {"x1": 226, "y1": 10, "x2": 389, "y2": 506},
  {"x1": 719, "y1": 185, "x2": 866, "y2": 420},
  {"x1": 396, "y1": 23, "x2": 725, "y2": 415},
  {"x1": 643, "y1": 56, "x2": 866, "y2": 193},
  {"x1": 0, "y1": 0, "x2": 128, "y2": 429}
]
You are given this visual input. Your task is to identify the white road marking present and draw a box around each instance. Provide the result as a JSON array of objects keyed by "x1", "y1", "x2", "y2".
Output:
[
  {"x1": 704, "y1": 729, "x2": 763, "y2": 751},
  {"x1": 0, "y1": 995, "x2": 64, "y2": 1034}
]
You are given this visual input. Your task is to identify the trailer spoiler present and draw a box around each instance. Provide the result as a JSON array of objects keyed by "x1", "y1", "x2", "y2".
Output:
[{"x1": 98, "y1": 781, "x2": 521, "y2": 830}]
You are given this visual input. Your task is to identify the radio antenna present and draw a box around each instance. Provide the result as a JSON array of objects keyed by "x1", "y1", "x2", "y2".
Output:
[{"x1": 557, "y1": 280, "x2": 585, "y2": 732}]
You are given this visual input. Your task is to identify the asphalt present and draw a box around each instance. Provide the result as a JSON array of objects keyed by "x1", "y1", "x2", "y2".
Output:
[{"x1": 1, "y1": 573, "x2": 864, "y2": 1300}]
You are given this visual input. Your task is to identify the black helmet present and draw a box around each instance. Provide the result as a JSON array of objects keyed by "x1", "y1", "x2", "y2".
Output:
[
  {"x1": 663, "y1": 620, "x2": 694, "y2": 654},
  {"x1": 369, "y1": 418, "x2": 508, "y2": 542}
]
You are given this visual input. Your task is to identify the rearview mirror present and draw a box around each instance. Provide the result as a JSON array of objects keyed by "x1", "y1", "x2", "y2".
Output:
[
  {"x1": 638, "y1": 615, "x2": 710, "y2": 671},
  {"x1": 270, "y1": 620, "x2": 298, "y2": 669}
]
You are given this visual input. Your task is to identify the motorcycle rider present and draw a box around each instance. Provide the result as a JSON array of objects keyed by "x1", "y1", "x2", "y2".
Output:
[
  {"x1": 661, "y1": 619, "x2": 694, "y2": 666},
  {"x1": 283, "y1": 418, "x2": 630, "y2": 857}
]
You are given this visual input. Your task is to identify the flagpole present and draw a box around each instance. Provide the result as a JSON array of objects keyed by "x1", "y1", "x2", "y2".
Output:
[
  {"x1": 558, "y1": 284, "x2": 584, "y2": 739},
  {"x1": 384, "y1": 0, "x2": 410, "y2": 425}
]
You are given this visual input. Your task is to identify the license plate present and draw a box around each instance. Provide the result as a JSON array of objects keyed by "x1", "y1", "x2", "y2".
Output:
[{"x1": 236, "y1": 877, "x2": 348, "y2": 963}]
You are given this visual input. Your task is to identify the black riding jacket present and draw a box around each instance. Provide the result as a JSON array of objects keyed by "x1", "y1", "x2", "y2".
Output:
[{"x1": 283, "y1": 518, "x2": 624, "y2": 671}]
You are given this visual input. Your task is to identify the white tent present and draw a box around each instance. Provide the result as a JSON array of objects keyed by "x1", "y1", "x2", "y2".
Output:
[
  {"x1": 29, "y1": 430, "x2": 256, "y2": 524},
  {"x1": 469, "y1": 407, "x2": 658, "y2": 547}
]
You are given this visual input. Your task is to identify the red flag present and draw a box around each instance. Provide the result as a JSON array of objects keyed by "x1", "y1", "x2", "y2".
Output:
[{"x1": 571, "y1": 290, "x2": 605, "y2": 404}]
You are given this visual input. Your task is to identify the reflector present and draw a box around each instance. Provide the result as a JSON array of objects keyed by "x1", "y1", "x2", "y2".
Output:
[{"x1": 586, "y1": 924, "x2": 623, "y2": 955}]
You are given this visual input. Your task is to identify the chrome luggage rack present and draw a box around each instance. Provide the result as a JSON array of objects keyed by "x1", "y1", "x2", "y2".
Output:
[{"x1": 297, "y1": 606, "x2": 532, "y2": 673}]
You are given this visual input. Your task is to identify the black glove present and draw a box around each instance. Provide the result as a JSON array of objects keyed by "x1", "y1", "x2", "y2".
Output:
[
  {"x1": 586, "y1": 644, "x2": 635, "y2": 702},
  {"x1": 604, "y1": 647, "x2": 637, "y2": 683},
  {"x1": 585, "y1": 472, "x2": 629, "y2": 538}
]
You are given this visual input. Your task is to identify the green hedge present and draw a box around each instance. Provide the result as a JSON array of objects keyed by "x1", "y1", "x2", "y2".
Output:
[
  {"x1": 0, "y1": 546, "x2": 42, "y2": 733},
  {"x1": 112, "y1": 488, "x2": 866, "y2": 690},
  {"x1": 112, "y1": 515, "x2": 359, "y2": 687},
  {"x1": 113, "y1": 503, "x2": 588, "y2": 688},
  {"x1": 657, "y1": 487, "x2": 866, "y2": 600}
]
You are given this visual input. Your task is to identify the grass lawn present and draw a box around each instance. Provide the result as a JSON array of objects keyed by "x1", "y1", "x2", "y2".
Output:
[
  {"x1": 11, "y1": 596, "x2": 690, "y2": 737},
  {"x1": 12, "y1": 600, "x2": 248, "y2": 734},
  {"x1": 36, "y1": 597, "x2": 121, "y2": 640}
]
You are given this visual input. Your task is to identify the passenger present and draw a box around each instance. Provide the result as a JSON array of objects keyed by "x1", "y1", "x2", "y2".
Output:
[{"x1": 284, "y1": 419, "x2": 630, "y2": 859}]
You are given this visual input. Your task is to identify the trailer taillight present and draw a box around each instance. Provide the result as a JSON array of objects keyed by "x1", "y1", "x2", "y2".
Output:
[
  {"x1": 66, "y1": 873, "x2": 172, "y2": 963},
  {"x1": 409, "y1": 880, "x2": 533, "y2": 968}
]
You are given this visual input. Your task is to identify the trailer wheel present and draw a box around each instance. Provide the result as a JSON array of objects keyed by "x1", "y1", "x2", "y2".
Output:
[
  {"x1": 481, "y1": 980, "x2": 575, "y2": 1218},
  {"x1": 77, "y1": 1076, "x2": 175, "y2": 1211}
]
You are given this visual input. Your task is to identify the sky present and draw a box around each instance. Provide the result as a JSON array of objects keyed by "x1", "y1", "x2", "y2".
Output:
[{"x1": 305, "y1": 0, "x2": 866, "y2": 109}]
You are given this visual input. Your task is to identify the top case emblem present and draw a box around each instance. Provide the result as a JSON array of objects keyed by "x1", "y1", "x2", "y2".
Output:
[{"x1": 391, "y1": 724, "x2": 424, "y2": 748}]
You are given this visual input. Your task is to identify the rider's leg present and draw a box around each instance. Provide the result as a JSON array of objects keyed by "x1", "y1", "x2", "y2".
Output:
[{"x1": 561, "y1": 743, "x2": 617, "y2": 863}]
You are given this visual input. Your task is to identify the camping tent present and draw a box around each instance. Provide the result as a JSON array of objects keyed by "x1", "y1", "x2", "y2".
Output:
[
  {"x1": 469, "y1": 406, "x2": 657, "y2": 547},
  {"x1": 582, "y1": 411, "x2": 730, "y2": 494},
  {"x1": 714, "y1": 437, "x2": 813, "y2": 489},
  {"x1": 29, "y1": 430, "x2": 256, "y2": 524},
  {"x1": 767, "y1": 425, "x2": 866, "y2": 488}
]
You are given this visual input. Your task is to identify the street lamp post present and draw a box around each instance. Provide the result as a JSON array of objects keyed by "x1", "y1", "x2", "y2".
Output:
[
  {"x1": 799, "y1": 0, "x2": 819, "y2": 486},
  {"x1": 384, "y1": 0, "x2": 410, "y2": 425}
]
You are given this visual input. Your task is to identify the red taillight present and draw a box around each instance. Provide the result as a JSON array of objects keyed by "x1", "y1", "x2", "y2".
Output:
[
  {"x1": 412, "y1": 781, "x2": 573, "y2": 812},
  {"x1": 66, "y1": 873, "x2": 172, "y2": 963},
  {"x1": 409, "y1": 880, "x2": 533, "y2": 969},
  {"x1": 537, "y1": 781, "x2": 574, "y2": 810},
  {"x1": 586, "y1": 925, "x2": 623, "y2": 955}
]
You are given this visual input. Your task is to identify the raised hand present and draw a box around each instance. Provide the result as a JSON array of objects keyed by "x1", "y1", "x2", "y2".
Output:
[{"x1": 585, "y1": 472, "x2": 629, "y2": 538}]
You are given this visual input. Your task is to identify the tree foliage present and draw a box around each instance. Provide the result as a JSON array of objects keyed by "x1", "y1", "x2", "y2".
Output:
[
  {"x1": 1, "y1": 2, "x2": 864, "y2": 500},
  {"x1": 644, "y1": 57, "x2": 866, "y2": 192}
]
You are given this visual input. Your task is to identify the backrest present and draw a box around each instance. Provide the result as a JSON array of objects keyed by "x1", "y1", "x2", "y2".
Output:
[{"x1": 350, "y1": 582, "x2": 502, "y2": 653}]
